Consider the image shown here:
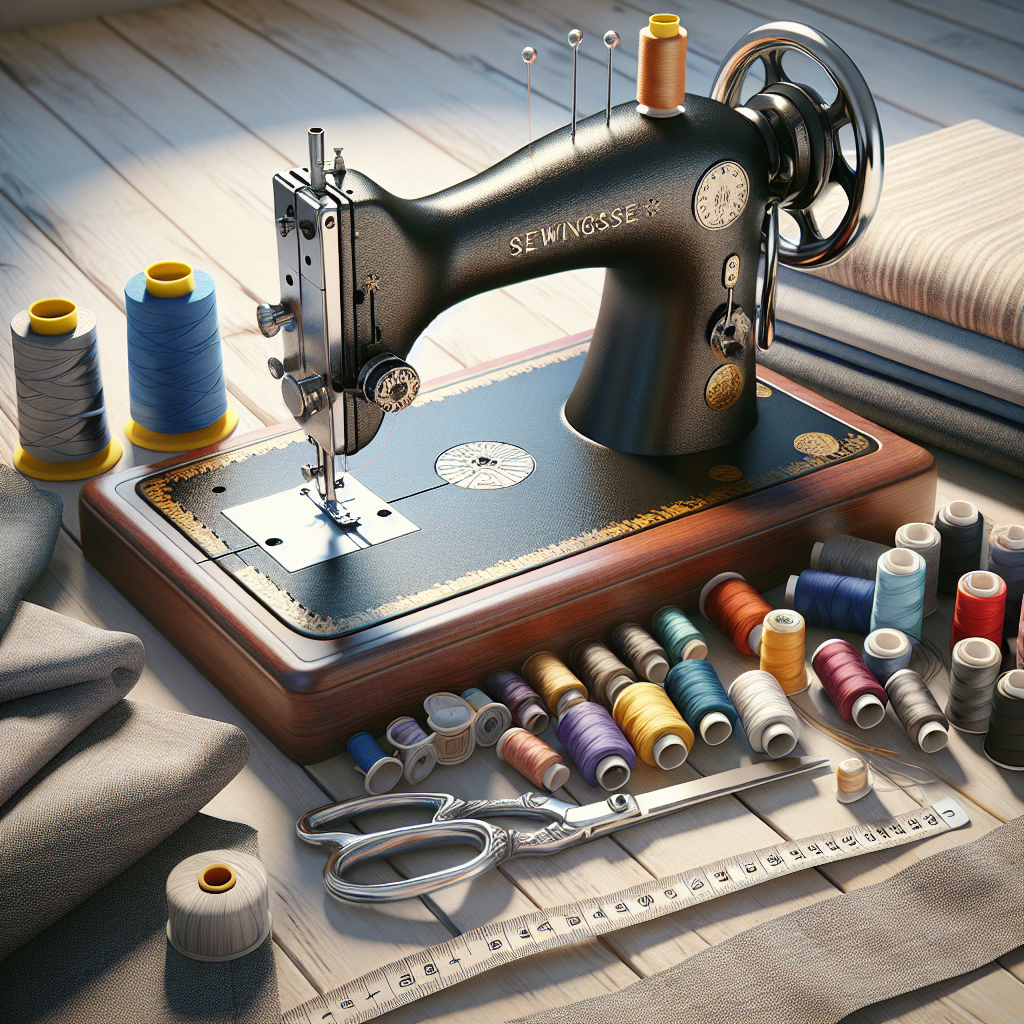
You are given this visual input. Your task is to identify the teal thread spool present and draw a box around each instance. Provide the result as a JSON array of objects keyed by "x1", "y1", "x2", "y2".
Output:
[
  {"x1": 664, "y1": 660, "x2": 737, "y2": 746},
  {"x1": 651, "y1": 606, "x2": 708, "y2": 663},
  {"x1": 870, "y1": 548, "x2": 927, "y2": 639}
]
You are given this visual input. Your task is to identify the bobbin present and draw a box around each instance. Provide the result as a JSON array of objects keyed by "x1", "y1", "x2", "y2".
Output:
[
  {"x1": 495, "y1": 727, "x2": 570, "y2": 791},
  {"x1": 385, "y1": 716, "x2": 440, "y2": 784},
  {"x1": 347, "y1": 732, "x2": 404, "y2": 794},
  {"x1": 812, "y1": 639, "x2": 886, "y2": 728},
  {"x1": 424, "y1": 693, "x2": 477, "y2": 764},
  {"x1": 835, "y1": 757, "x2": 873, "y2": 804},
  {"x1": 461, "y1": 688, "x2": 513, "y2": 746},
  {"x1": 700, "y1": 572, "x2": 764, "y2": 654}
]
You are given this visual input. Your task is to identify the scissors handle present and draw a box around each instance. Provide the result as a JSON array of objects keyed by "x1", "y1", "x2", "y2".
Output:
[
  {"x1": 297, "y1": 792, "x2": 458, "y2": 847},
  {"x1": 322, "y1": 818, "x2": 514, "y2": 902}
]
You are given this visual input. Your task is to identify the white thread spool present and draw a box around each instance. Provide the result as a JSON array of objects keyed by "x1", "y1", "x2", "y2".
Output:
[
  {"x1": 896, "y1": 522, "x2": 941, "y2": 616},
  {"x1": 727, "y1": 669, "x2": 800, "y2": 758},
  {"x1": 385, "y1": 716, "x2": 439, "y2": 784},
  {"x1": 948, "y1": 637, "x2": 1002, "y2": 733},
  {"x1": 461, "y1": 688, "x2": 513, "y2": 746},
  {"x1": 424, "y1": 693, "x2": 477, "y2": 764},
  {"x1": 166, "y1": 850, "x2": 271, "y2": 961},
  {"x1": 835, "y1": 757, "x2": 873, "y2": 804}
]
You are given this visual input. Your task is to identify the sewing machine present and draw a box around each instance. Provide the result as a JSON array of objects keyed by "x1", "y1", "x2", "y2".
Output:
[{"x1": 81, "y1": 21, "x2": 935, "y2": 762}]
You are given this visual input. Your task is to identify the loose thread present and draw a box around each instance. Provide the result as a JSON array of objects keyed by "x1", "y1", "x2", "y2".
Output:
[{"x1": 612, "y1": 682, "x2": 694, "y2": 769}]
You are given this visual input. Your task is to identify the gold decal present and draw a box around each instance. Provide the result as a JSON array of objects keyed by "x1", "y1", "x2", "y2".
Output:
[
  {"x1": 709, "y1": 464, "x2": 744, "y2": 482},
  {"x1": 705, "y1": 364, "x2": 744, "y2": 411},
  {"x1": 793, "y1": 432, "x2": 841, "y2": 456}
]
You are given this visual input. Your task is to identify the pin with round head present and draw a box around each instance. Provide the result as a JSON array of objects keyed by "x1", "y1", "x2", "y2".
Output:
[
  {"x1": 522, "y1": 46, "x2": 538, "y2": 156},
  {"x1": 568, "y1": 29, "x2": 583, "y2": 142},
  {"x1": 603, "y1": 30, "x2": 620, "y2": 125}
]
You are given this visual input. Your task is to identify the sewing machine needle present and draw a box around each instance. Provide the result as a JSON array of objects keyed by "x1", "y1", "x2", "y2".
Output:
[
  {"x1": 568, "y1": 29, "x2": 583, "y2": 142},
  {"x1": 522, "y1": 46, "x2": 537, "y2": 156},
  {"x1": 603, "y1": 31, "x2": 620, "y2": 126}
]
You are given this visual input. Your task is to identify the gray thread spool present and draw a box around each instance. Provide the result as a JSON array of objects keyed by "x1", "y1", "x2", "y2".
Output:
[
  {"x1": 612, "y1": 622, "x2": 670, "y2": 684},
  {"x1": 11, "y1": 303, "x2": 112, "y2": 463},
  {"x1": 989, "y1": 525, "x2": 1024, "y2": 637},
  {"x1": 984, "y1": 670, "x2": 1024, "y2": 770},
  {"x1": 727, "y1": 670, "x2": 800, "y2": 758},
  {"x1": 896, "y1": 522, "x2": 942, "y2": 617},
  {"x1": 884, "y1": 668, "x2": 949, "y2": 752},
  {"x1": 166, "y1": 850, "x2": 271, "y2": 961},
  {"x1": 947, "y1": 637, "x2": 1002, "y2": 733},
  {"x1": 810, "y1": 534, "x2": 889, "y2": 580},
  {"x1": 571, "y1": 638, "x2": 636, "y2": 708}
]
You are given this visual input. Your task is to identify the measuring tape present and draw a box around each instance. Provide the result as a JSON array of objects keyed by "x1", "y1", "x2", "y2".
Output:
[{"x1": 284, "y1": 798, "x2": 969, "y2": 1023}]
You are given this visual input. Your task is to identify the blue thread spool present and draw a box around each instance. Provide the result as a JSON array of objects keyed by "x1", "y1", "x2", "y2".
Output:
[
  {"x1": 862, "y1": 628, "x2": 914, "y2": 683},
  {"x1": 346, "y1": 732, "x2": 403, "y2": 794},
  {"x1": 663, "y1": 660, "x2": 738, "y2": 745},
  {"x1": 870, "y1": 548, "x2": 927, "y2": 639},
  {"x1": 124, "y1": 261, "x2": 238, "y2": 452},
  {"x1": 651, "y1": 606, "x2": 708, "y2": 663},
  {"x1": 786, "y1": 570, "x2": 874, "y2": 634}
]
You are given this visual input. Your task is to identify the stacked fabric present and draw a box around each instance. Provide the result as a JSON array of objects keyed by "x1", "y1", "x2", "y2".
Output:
[
  {"x1": 760, "y1": 121, "x2": 1024, "y2": 478},
  {"x1": 0, "y1": 464, "x2": 280, "y2": 1022}
]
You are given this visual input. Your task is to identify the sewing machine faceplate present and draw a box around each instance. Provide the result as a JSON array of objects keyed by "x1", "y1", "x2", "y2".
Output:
[{"x1": 135, "y1": 340, "x2": 877, "y2": 640}]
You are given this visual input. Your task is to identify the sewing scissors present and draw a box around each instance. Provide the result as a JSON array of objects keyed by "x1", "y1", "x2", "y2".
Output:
[{"x1": 297, "y1": 756, "x2": 828, "y2": 902}]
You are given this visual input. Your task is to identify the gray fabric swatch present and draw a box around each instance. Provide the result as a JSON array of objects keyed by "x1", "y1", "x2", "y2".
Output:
[
  {"x1": 511, "y1": 816, "x2": 1024, "y2": 1024},
  {"x1": 776, "y1": 269, "x2": 1024, "y2": 406},
  {"x1": 0, "y1": 698, "x2": 250, "y2": 960},
  {"x1": 759, "y1": 339, "x2": 1024, "y2": 479},
  {"x1": 0, "y1": 812, "x2": 282, "y2": 1024}
]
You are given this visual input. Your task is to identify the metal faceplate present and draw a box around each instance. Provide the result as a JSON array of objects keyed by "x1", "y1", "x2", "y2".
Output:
[{"x1": 222, "y1": 475, "x2": 418, "y2": 573}]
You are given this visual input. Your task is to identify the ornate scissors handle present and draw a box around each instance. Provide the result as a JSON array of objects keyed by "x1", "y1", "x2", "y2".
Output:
[{"x1": 297, "y1": 791, "x2": 582, "y2": 903}]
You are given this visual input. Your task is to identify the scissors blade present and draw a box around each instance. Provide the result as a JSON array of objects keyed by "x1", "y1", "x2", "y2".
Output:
[{"x1": 633, "y1": 756, "x2": 829, "y2": 819}]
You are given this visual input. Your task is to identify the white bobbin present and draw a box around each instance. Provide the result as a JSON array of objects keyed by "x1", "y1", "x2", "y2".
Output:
[{"x1": 424, "y1": 693, "x2": 477, "y2": 764}]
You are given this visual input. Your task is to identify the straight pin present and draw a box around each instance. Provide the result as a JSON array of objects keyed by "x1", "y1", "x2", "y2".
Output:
[
  {"x1": 568, "y1": 29, "x2": 583, "y2": 142},
  {"x1": 603, "y1": 31, "x2": 620, "y2": 126},
  {"x1": 522, "y1": 46, "x2": 537, "y2": 157}
]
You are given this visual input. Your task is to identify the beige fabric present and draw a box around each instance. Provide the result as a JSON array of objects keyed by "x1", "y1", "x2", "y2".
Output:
[
  {"x1": 512, "y1": 816, "x2": 1024, "y2": 1024},
  {"x1": 811, "y1": 120, "x2": 1024, "y2": 348}
]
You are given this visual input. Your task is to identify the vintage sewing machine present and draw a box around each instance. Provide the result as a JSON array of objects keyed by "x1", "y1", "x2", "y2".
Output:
[{"x1": 82, "y1": 21, "x2": 934, "y2": 762}]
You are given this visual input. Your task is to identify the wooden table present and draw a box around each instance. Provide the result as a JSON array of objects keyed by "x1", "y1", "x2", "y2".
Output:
[{"x1": 2, "y1": 1, "x2": 1023, "y2": 1019}]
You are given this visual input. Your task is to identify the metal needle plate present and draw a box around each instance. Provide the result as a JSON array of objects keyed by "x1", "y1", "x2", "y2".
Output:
[{"x1": 223, "y1": 475, "x2": 418, "y2": 572}]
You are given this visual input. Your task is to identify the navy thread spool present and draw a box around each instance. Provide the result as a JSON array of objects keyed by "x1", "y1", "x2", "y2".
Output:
[
  {"x1": 10, "y1": 299, "x2": 122, "y2": 481},
  {"x1": 663, "y1": 660, "x2": 737, "y2": 745},
  {"x1": 870, "y1": 548, "x2": 927, "y2": 640},
  {"x1": 989, "y1": 525, "x2": 1024, "y2": 639},
  {"x1": 651, "y1": 606, "x2": 708, "y2": 663},
  {"x1": 984, "y1": 670, "x2": 1024, "y2": 770},
  {"x1": 934, "y1": 501, "x2": 984, "y2": 594},
  {"x1": 556, "y1": 701, "x2": 635, "y2": 790},
  {"x1": 862, "y1": 628, "x2": 913, "y2": 683},
  {"x1": 786, "y1": 570, "x2": 874, "y2": 634},
  {"x1": 124, "y1": 261, "x2": 238, "y2": 452},
  {"x1": 810, "y1": 534, "x2": 889, "y2": 580},
  {"x1": 346, "y1": 732, "x2": 403, "y2": 794}
]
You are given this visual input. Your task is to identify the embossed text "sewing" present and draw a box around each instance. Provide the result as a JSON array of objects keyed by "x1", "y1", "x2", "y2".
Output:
[{"x1": 509, "y1": 201, "x2": 656, "y2": 256}]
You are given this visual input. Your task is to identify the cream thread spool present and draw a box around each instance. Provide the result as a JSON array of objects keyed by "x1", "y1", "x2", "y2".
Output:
[
  {"x1": 571, "y1": 638, "x2": 636, "y2": 708},
  {"x1": 636, "y1": 13, "x2": 686, "y2": 117},
  {"x1": 758, "y1": 609, "x2": 808, "y2": 695},
  {"x1": 166, "y1": 850, "x2": 271, "y2": 961},
  {"x1": 385, "y1": 716, "x2": 439, "y2": 784},
  {"x1": 496, "y1": 727, "x2": 570, "y2": 792},
  {"x1": 611, "y1": 622, "x2": 670, "y2": 684},
  {"x1": 522, "y1": 651, "x2": 588, "y2": 715},
  {"x1": 461, "y1": 688, "x2": 513, "y2": 746},
  {"x1": 835, "y1": 757, "x2": 872, "y2": 804},
  {"x1": 424, "y1": 693, "x2": 477, "y2": 764},
  {"x1": 727, "y1": 670, "x2": 801, "y2": 758},
  {"x1": 896, "y1": 522, "x2": 942, "y2": 617}
]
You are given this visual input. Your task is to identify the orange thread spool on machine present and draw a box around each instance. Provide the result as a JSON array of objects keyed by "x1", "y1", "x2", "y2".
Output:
[{"x1": 637, "y1": 13, "x2": 687, "y2": 117}]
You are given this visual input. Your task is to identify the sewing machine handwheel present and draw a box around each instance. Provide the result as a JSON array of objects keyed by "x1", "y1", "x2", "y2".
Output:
[{"x1": 711, "y1": 22, "x2": 883, "y2": 269}]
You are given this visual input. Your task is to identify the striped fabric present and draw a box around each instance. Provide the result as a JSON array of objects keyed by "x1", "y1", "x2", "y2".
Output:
[{"x1": 809, "y1": 120, "x2": 1024, "y2": 349}]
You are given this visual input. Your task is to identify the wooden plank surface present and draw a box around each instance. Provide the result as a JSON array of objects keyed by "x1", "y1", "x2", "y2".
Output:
[{"x1": 2, "y1": 0, "x2": 1024, "y2": 1018}]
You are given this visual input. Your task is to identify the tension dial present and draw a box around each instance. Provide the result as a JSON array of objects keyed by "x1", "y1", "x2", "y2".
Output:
[{"x1": 694, "y1": 161, "x2": 750, "y2": 229}]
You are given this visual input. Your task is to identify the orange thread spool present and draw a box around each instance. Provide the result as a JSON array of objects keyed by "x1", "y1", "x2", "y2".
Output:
[
  {"x1": 636, "y1": 14, "x2": 686, "y2": 115},
  {"x1": 496, "y1": 728, "x2": 570, "y2": 792},
  {"x1": 699, "y1": 572, "x2": 772, "y2": 656}
]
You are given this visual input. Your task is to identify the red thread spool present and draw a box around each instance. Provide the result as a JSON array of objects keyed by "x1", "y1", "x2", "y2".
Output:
[
  {"x1": 951, "y1": 571, "x2": 1006, "y2": 649},
  {"x1": 699, "y1": 572, "x2": 772, "y2": 656},
  {"x1": 811, "y1": 639, "x2": 888, "y2": 728}
]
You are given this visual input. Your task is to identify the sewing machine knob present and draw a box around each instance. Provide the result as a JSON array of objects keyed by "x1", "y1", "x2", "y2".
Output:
[
  {"x1": 257, "y1": 302, "x2": 296, "y2": 338},
  {"x1": 267, "y1": 357, "x2": 285, "y2": 380},
  {"x1": 359, "y1": 354, "x2": 421, "y2": 413},
  {"x1": 281, "y1": 373, "x2": 327, "y2": 420}
]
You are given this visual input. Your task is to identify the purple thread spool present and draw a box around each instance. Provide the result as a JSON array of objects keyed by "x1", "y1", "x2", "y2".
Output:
[
  {"x1": 557, "y1": 701, "x2": 634, "y2": 790},
  {"x1": 484, "y1": 670, "x2": 550, "y2": 734}
]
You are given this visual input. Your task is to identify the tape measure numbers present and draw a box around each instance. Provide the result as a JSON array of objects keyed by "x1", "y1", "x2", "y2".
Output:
[{"x1": 284, "y1": 798, "x2": 970, "y2": 1024}]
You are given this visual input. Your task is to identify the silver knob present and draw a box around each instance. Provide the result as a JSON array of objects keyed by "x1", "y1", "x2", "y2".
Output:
[
  {"x1": 359, "y1": 354, "x2": 420, "y2": 413},
  {"x1": 257, "y1": 302, "x2": 295, "y2": 338},
  {"x1": 281, "y1": 373, "x2": 327, "y2": 420},
  {"x1": 267, "y1": 357, "x2": 285, "y2": 379}
]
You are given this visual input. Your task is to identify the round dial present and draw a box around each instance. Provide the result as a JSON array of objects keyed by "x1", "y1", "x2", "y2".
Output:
[{"x1": 694, "y1": 161, "x2": 749, "y2": 230}]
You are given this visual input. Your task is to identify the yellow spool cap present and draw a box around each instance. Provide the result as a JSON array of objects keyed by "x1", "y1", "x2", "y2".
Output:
[
  {"x1": 13, "y1": 439, "x2": 123, "y2": 481},
  {"x1": 124, "y1": 407, "x2": 238, "y2": 453},
  {"x1": 198, "y1": 863, "x2": 237, "y2": 893},
  {"x1": 28, "y1": 298, "x2": 78, "y2": 335},
  {"x1": 145, "y1": 260, "x2": 195, "y2": 298},
  {"x1": 648, "y1": 13, "x2": 680, "y2": 38}
]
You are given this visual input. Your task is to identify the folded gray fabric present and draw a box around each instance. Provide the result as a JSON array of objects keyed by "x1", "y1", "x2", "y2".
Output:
[
  {"x1": 777, "y1": 268, "x2": 1024, "y2": 406},
  {"x1": 0, "y1": 464, "x2": 61, "y2": 634},
  {"x1": 0, "y1": 812, "x2": 281, "y2": 1024},
  {"x1": 511, "y1": 816, "x2": 1024, "y2": 1024},
  {"x1": 0, "y1": 698, "x2": 250, "y2": 960},
  {"x1": 759, "y1": 339, "x2": 1024, "y2": 479}
]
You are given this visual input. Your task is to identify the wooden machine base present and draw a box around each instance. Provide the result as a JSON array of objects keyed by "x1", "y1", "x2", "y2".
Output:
[{"x1": 81, "y1": 335, "x2": 936, "y2": 762}]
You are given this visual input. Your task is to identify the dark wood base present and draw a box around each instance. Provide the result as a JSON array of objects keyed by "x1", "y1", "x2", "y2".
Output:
[{"x1": 81, "y1": 338, "x2": 936, "y2": 762}]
